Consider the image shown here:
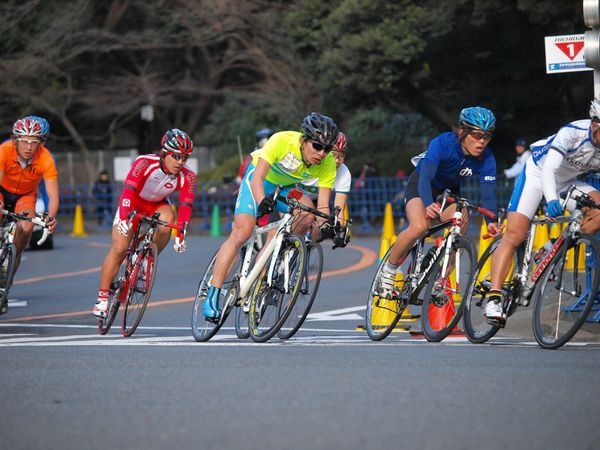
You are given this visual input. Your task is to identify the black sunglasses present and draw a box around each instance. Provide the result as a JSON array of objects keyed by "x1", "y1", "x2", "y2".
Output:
[
  {"x1": 310, "y1": 141, "x2": 332, "y2": 153},
  {"x1": 168, "y1": 152, "x2": 189, "y2": 161}
]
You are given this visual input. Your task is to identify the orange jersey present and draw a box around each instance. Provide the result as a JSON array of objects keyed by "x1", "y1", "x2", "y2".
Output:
[{"x1": 0, "y1": 140, "x2": 58, "y2": 195}]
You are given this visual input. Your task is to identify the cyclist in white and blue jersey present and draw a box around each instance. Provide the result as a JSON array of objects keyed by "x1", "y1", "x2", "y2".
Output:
[
  {"x1": 485, "y1": 98, "x2": 600, "y2": 320},
  {"x1": 377, "y1": 107, "x2": 500, "y2": 299}
]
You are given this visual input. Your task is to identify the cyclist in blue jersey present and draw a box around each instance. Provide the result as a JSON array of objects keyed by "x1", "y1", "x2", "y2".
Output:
[
  {"x1": 376, "y1": 106, "x2": 500, "y2": 299},
  {"x1": 485, "y1": 98, "x2": 600, "y2": 321}
]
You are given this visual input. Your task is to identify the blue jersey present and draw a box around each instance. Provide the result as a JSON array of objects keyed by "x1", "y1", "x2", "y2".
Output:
[{"x1": 415, "y1": 131, "x2": 497, "y2": 213}]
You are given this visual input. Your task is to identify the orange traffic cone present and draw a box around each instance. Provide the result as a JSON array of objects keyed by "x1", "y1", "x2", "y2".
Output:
[{"x1": 426, "y1": 278, "x2": 462, "y2": 335}]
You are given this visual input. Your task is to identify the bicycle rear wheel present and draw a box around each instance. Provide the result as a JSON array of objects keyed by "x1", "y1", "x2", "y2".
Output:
[
  {"x1": 98, "y1": 253, "x2": 128, "y2": 335},
  {"x1": 122, "y1": 242, "x2": 158, "y2": 337},
  {"x1": 462, "y1": 235, "x2": 508, "y2": 343},
  {"x1": 421, "y1": 236, "x2": 475, "y2": 342},
  {"x1": 532, "y1": 234, "x2": 600, "y2": 349},
  {"x1": 365, "y1": 245, "x2": 415, "y2": 341},
  {"x1": 191, "y1": 248, "x2": 243, "y2": 342},
  {"x1": 277, "y1": 240, "x2": 323, "y2": 339},
  {"x1": 248, "y1": 234, "x2": 306, "y2": 343},
  {"x1": 0, "y1": 243, "x2": 16, "y2": 314}
]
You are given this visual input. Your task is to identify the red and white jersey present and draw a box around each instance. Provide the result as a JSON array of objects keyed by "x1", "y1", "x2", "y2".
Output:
[{"x1": 118, "y1": 154, "x2": 196, "y2": 235}]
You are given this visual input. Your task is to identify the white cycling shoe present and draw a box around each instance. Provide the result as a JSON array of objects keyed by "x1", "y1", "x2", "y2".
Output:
[
  {"x1": 484, "y1": 299, "x2": 503, "y2": 320},
  {"x1": 93, "y1": 299, "x2": 109, "y2": 319},
  {"x1": 377, "y1": 268, "x2": 397, "y2": 299}
]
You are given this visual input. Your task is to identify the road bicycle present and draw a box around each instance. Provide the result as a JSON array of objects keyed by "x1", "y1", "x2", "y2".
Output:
[
  {"x1": 463, "y1": 186, "x2": 600, "y2": 349},
  {"x1": 276, "y1": 208, "x2": 350, "y2": 340},
  {"x1": 192, "y1": 187, "x2": 344, "y2": 343},
  {"x1": 366, "y1": 190, "x2": 496, "y2": 342},
  {"x1": 192, "y1": 186, "x2": 306, "y2": 342},
  {"x1": 98, "y1": 211, "x2": 187, "y2": 337},
  {"x1": 0, "y1": 209, "x2": 50, "y2": 314}
]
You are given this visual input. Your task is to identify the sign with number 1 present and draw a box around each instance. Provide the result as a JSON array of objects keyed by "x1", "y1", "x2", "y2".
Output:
[{"x1": 544, "y1": 34, "x2": 592, "y2": 74}]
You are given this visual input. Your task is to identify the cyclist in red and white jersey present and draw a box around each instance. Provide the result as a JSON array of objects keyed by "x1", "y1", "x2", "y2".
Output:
[{"x1": 92, "y1": 129, "x2": 196, "y2": 318}]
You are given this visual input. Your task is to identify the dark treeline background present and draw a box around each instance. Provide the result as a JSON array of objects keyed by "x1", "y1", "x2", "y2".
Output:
[{"x1": 0, "y1": 0, "x2": 588, "y2": 181}]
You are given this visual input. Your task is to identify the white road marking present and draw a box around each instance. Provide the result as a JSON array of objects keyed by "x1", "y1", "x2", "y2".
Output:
[
  {"x1": 7, "y1": 299, "x2": 27, "y2": 307},
  {"x1": 306, "y1": 305, "x2": 364, "y2": 321},
  {"x1": 0, "y1": 322, "x2": 598, "y2": 348}
]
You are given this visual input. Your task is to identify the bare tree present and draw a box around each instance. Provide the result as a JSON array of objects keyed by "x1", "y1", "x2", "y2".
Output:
[{"x1": 0, "y1": 0, "x2": 307, "y2": 183}]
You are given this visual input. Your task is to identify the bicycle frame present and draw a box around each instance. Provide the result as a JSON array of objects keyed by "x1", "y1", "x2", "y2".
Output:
[
  {"x1": 410, "y1": 194, "x2": 470, "y2": 291},
  {"x1": 237, "y1": 212, "x2": 294, "y2": 300},
  {"x1": 115, "y1": 212, "x2": 183, "y2": 303},
  {"x1": 517, "y1": 188, "x2": 584, "y2": 302}
]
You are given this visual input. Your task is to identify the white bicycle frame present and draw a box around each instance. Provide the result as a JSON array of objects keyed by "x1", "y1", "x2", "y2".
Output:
[
  {"x1": 236, "y1": 210, "x2": 296, "y2": 301},
  {"x1": 412, "y1": 194, "x2": 464, "y2": 290}
]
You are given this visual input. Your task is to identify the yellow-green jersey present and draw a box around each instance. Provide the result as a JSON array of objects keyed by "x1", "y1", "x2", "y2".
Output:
[{"x1": 251, "y1": 131, "x2": 336, "y2": 189}]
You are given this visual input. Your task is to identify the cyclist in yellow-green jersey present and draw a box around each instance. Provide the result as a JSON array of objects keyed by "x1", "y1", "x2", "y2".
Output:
[{"x1": 203, "y1": 112, "x2": 339, "y2": 321}]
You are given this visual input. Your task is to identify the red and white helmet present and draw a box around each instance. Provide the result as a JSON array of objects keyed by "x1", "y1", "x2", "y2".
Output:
[
  {"x1": 13, "y1": 117, "x2": 47, "y2": 139},
  {"x1": 161, "y1": 128, "x2": 193, "y2": 154},
  {"x1": 333, "y1": 131, "x2": 348, "y2": 153}
]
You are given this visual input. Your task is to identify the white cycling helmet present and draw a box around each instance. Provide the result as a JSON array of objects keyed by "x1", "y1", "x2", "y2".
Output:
[{"x1": 590, "y1": 98, "x2": 600, "y2": 121}]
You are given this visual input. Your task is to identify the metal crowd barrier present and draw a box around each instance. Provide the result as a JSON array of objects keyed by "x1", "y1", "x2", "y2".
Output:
[{"x1": 55, "y1": 174, "x2": 600, "y2": 233}]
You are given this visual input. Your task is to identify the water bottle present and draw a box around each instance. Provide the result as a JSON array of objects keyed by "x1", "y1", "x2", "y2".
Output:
[{"x1": 533, "y1": 239, "x2": 554, "y2": 264}]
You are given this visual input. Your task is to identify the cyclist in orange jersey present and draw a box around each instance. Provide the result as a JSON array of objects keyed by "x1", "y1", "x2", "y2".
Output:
[{"x1": 0, "y1": 116, "x2": 58, "y2": 313}]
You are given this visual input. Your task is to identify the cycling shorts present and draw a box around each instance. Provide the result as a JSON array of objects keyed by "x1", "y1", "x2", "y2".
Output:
[
  {"x1": 112, "y1": 198, "x2": 169, "y2": 226},
  {"x1": 404, "y1": 170, "x2": 458, "y2": 206},
  {"x1": 0, "y1": 186, "x2": 35, "y2": 213},
  {"x1": 235, "y1": 165, "x2": 292, "y2": 216},
  {"x1": 508, "y1": 158, "x2": 596, "y2": 218}
]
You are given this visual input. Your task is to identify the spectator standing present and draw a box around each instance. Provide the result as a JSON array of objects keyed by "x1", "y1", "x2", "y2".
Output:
[
  {"x1": 92, "y1": 169, "x2": 113, "y2": 226},
  {"x1": 504, "y1": 138, "x2": 531, "y2": 180}
]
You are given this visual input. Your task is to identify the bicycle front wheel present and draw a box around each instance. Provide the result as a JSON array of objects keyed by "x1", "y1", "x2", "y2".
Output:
[
  {"x1": 365, "y1": 245, "x2": 415, "y2": 341},
  {"x1": 421, "y1": 236, "x2": 475, "y2": 342},
  {"x1": 249, "y1": 234, "x2": 306, "y2": 343},
  {"x1": 277, "y1": 240, "x2": 323, "y2": 339},
  {"x1": 122, "y1": 242, "x2": 158, "y2": 337},
  {"x1": 0, "y1": 243, "x2": 16, "y2": 314},
  {"x1": 532, "y1": 233, "x2": 600, "y2": 349},
  {"x1": 234, "y1": 301, "x2": 250, "y2": 339},
  {"x1": 98, "y1": 253, "x2": 128, "y2": 335}
]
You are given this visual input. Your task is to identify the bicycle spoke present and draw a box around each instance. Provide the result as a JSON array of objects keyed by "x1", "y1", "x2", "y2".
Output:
[
  {"x1": 422, "y1": 236, "x2": 475, "y2": 342},
  {"x1": 533, "y1": 235, "x2": 600, "y2": 349},
  {"x1": 365, "y1": 245, "x2": 414, "y2": 341},
  {"x1": 192, "y1": 249, "x2": 243, "y2": 342},
  {"x1": 122, "y1": 243, "x2": 157, "y2": 337},
  {"x1": 278, "y1": 240, "x2": 323, "y2": 339},
  {"x1": 249, "y1": 235, "x2": 306, "y2": 342}
]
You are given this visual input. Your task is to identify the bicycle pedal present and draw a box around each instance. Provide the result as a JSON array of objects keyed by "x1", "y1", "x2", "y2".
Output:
[
  {"x1": 517, "y1": 298, "x2": 530, "y2": 307},
  {"x1": 205, "y1": 315, "x2": 220, "y2": 325},
  {"x1": 486, "y1": 317, "x2": 506, "y2": 328}
]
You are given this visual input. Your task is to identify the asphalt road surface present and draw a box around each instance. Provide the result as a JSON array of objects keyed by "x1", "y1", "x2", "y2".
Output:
[{"x1": 1, "y1": 233, "x2": 599, "y2": 450}]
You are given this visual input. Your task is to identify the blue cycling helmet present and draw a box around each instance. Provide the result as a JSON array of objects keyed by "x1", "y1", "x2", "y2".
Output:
[
  {"x1": 255, "y1": 128, "x2": 274, "y2": 143},
  {"x1": 13, "y1": 116, "x2": 49, "y2": 140},
  {"x1": 459, "y1": 107, "x2": 496, "y2": 132}
]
